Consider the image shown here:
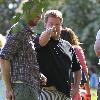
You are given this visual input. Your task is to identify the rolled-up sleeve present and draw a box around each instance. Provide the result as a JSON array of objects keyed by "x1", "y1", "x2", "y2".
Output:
[
  {"x1": 0, "y1": 32, "x2": 20, "y2": 61},
  {"x1": 72, "y1": 50, "x2": 81, "y2": 72},
  {"x1": 34, "y1": 34, "x2": 42, "y2": 51}
]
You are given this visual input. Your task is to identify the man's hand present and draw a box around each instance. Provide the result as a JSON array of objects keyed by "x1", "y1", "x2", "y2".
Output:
[
  {"x1": 40, "y1": 73, "x2": 47, "y2": 86},
  {"x1": 46, "y1": 26, "x2": 58, "y2": 37},
  {"x1": 5, "y1": 88, "x2": 14, "y2": 100}
]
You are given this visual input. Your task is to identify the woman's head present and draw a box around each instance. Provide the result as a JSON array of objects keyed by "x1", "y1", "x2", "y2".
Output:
[{"x1": 61, "y1": 27, "x2": 80, "y2": 46}]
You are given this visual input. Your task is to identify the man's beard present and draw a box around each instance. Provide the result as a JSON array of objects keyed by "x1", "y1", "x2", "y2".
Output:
[{"x1": 51, "y1": 32, "x2": 60, "y2": 40}]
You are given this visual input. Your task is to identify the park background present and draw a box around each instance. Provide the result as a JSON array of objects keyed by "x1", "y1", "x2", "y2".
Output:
[{"x1": 0, "y1": 0, "x2": 100, "y2": 99}]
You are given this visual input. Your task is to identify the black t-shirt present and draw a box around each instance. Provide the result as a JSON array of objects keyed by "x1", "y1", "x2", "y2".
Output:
[{"x1": 34, "y1": 37, "x2": 81, "y2": 96}]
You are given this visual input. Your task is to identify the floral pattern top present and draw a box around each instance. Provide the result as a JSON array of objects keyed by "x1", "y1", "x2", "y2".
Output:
[{"x1": 0, "y1": 19, "x2": 40, "y2": 91}]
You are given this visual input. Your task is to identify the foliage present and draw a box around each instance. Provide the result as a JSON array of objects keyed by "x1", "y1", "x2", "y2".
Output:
[
  {"x1": 0, "y1": 0, "x2": 21, "y2": 35},
  {"x1": 59, "y1": 0, "x2": 100, "y2": 67},
  {"x1": 1, "y1": 0, "x2": 100, "y2": 68}
]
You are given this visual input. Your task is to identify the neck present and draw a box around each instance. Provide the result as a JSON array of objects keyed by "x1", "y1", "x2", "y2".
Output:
[
  {"x1": 51, "y1": 35, "x2": 60, "y2": 40},
  {"x1": 55, "y1": 35, "x2": 60, "y2": 40}
]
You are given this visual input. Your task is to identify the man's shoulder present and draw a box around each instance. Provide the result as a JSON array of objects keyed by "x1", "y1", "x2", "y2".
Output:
[
  {"x1": 60, "y1": 38, "x2": 72, "y2": 47},
  {"x1": 96, "y1": 29, "x2": 100, "y2": 40}
]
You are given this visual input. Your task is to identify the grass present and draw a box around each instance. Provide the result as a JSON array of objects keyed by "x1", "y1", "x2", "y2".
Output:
[{"x1": 91, "y1": 89, "x2": 97, "y2": 100}]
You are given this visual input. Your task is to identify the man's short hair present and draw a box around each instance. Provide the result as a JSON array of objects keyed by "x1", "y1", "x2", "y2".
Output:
[{"x1": 44, "y1": 10, "x2": 63, "y2": 24}]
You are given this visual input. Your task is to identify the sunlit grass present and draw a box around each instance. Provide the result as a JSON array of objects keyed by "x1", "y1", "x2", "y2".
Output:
[{"x1": 91, "y1": 89, "x2": 97, "y2": 100}]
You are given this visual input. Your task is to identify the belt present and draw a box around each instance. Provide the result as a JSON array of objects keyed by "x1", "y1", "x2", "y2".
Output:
[
  {"x1": 42, "y1": 86, "x2": 71, "y2": 99},
  {"x1": 13, "y1": 81, "x2": 24, "y2": 83},
  {"x1": 42, "y1": 86, "x2": 57, "y2": 91}
]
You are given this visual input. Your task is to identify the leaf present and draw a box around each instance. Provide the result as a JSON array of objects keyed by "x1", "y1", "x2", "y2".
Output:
[
  {"x1": 10, "y1": 13, "x2": 22, "y2": 24},
  {"x1": 11, "y1": 20, "x2": 25, "y2": 34},
  {"x1": 22, "y1": 0, "x2": 48, "y2": 22},
  {"x1": 0, "y1": 0, "x2": 4, "y2": 4}
]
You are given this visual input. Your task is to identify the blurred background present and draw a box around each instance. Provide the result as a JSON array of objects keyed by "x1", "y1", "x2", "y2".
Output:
[{"x1": 0, "y1": 0, "x2": 100, "y2": 99}]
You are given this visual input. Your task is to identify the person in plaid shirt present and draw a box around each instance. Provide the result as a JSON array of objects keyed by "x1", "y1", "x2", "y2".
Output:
[{"x1": 0, "y1": 1, "x2": 45, "y2": 100}]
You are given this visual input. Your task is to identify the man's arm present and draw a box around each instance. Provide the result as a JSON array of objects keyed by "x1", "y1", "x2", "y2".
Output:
[
  {"x1": 39, "y1": 27, "x2": 56, "y2": 46},
  {"x1": 94, "y1": 39, "x2": 100, "y2": 56},
  {"x1": 1, "y1": 59, "x2": 11, "y2": 89},
  {"x1": 74, "y1": 70, "x2": 81, "y2": 86},
  {"x1": 71, "y1": 70, "x2": 81, "y2": 97},
  {"x1": 0, "y1": 59, "x2": 14, "y2": 100}
]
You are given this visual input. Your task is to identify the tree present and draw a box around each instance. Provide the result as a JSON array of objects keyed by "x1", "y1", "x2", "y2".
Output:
[
  {"x1": 60, "y1": 0, "x2": 100, "y2": 67},
  {"x1": 0, "y1": 0, "x2": 61, "y2": 35},
  {"x1": 0, "y1": 0, "x2": 21, "y2": 35},
  {"x1": 1, "y1": 0, "x2": 100, "y2": 67}
]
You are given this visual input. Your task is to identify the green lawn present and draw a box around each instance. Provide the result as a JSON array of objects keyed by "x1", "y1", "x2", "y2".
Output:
[{"x1": 91, "y1": 89, "x2": 97, "y2": 100}]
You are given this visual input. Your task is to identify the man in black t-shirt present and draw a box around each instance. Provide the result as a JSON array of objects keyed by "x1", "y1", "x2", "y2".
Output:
[{"x1": 34, "y1": 10, "x2": 81, "y2": 100}]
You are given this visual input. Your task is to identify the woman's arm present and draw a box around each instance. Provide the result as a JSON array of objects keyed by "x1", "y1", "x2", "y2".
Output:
[{"x1": 74, "y1": 46, "x2": 91, "y2": 95}]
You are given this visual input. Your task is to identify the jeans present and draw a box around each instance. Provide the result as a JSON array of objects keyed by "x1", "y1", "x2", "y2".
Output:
[{"x1": 12, "y1": 83, "x2": 39, "y2": 100}]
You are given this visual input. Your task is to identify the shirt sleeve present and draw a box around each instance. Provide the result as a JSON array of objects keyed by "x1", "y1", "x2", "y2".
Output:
[
  {"x1": 0, "y1": 31, "x2": 21, "y2": 61},
  {"x1": 71, "y1": 49, "x2": 81, "y2": 72},
  {"x1": 34, "y1": 34, "x2": 42, "y2": 51},
  {"x1": 96, "y1": 30, "x2": 100, "y2": 40}
]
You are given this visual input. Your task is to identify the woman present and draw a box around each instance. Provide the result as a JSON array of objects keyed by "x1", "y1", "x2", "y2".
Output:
[{"x1": 61, "y1": 28, "x2": 91, "y2": 100}]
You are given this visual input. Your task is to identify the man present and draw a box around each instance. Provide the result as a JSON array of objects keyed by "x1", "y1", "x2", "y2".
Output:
[
  {"x1": 0, "y1": 1, "x2": 44, "y2": 100},
  {"x1": 61, "y1": 28, "x2": 91, "y2": 100},
  {"x1": 34, "y1": 10, "x2": 82, "y2": 100},
  {"x1": 94, "y1": 29, "x2": 100, "y2": 56},
  {"x1": 94, "y1": 29, "x2": 100, "y2": 100}
]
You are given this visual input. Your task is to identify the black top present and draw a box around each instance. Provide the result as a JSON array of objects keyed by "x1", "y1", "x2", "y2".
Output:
[{"x1": 34, "y1": 37, "x2": 81, "y2": 96}]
